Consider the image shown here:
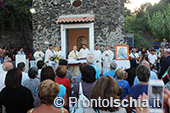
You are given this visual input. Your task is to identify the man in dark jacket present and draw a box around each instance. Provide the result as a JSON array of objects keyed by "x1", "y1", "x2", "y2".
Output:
[{"x1": 159, "y1": 51, "x2": 170, "y2": 84}]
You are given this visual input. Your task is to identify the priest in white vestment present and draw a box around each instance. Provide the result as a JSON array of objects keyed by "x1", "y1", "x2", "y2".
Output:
[
  {"x1": 44, "y1": 44, "x2": 56, "y2": 67},
  {"x1": 68, "y1": 46, "x2": 81, "y2": 77},
  {"x1": 102, "y1": 45, "x2": 114, "y2": 74},
  {"x1": 33, "y1": 47, "x2": 44, "y2": 62},
  {"x1": 79, "y1": 44, "x2": 91, "y2": 59},
  {"x1": 93, "y1": 45, "x2": 102, "y2": 74}
]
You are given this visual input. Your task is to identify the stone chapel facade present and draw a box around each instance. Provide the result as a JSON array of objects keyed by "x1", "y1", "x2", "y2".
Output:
[{"x1": 32, "y1": 0, "x2": 126, "y2": 58}]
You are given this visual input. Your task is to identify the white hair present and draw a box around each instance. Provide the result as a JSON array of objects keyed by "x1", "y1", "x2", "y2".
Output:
[{"x1": 87, "y1": 55, "x2": 95, "y2": 64}]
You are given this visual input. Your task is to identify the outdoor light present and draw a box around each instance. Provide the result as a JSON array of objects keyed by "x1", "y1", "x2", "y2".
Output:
[
  {"x1": 70, "y1": 0, "x2": 82, "y2": 7},
  {"x1": 30, "y1": 8, "x2": 36, "y2": 14},
  {"x1": 45, "y1": 41, "x2": 49, "y2": 45}
]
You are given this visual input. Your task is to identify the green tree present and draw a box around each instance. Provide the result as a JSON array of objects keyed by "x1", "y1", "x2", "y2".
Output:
[
  {"x1": 147, "y1": 4, "x2": 170, "y2": 41},
  {"x1": 0, "y1": 0, "x2": 32, "y2": 32}
]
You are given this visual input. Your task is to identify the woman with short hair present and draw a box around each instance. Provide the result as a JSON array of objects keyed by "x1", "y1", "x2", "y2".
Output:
[
  {"x1": 0, "y1": 68, "x2": 34, "y2": 113},
  {"x1": 84, "y1": 76, "x2": 126, "y2": 113},
  {"x1": 37, "y1": 66, "x2": 67, "y2": 108},
  {"x1": 27, "y1": 80, "x2": 68, "y2": 113},
  {"x1": 115, "y1": 68, "x2": 130, "y2": 99}
]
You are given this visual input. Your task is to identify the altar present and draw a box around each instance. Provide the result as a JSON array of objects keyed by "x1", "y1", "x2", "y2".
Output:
[
  {"x1": 48, "y1": 59, "x2": 130, "y2": 76},
  {"x1": 68, "y1": 59, "x2": 87, "y2": 65}
]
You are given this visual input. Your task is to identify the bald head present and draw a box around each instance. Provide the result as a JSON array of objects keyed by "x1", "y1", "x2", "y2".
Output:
[
  {"x1": 2, "y1": 62, "x2": 13, "y2": 72},
  {"x1": 141, "y1": 61, "x2": 150, "y2": 69},
  {"x1": 73, "y1": 46, "x2": 77, "y2": 51},
  {"x1": 110, "y1": 61, "x2": 117, "y2": 70},
  {"x1": 37, "y1": 46, "x2": 40, "y2": 51}
]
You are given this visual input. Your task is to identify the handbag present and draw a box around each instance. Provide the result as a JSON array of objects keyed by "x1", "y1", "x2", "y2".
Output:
[{"x1": 70, "y1": 82, "x2": 89, "y2": 113}]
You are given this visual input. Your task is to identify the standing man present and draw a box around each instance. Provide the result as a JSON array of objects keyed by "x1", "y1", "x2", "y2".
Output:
[
  {"x1": 68, "y1": 46, "x2": 81, "y2": 60},
  {"x1": 45, "y1": 44, "x2": 56, "y2": 64},
  {"x1": 33, "y1": 46, "x2": 44, "y2": 62},
  {"x1": 56, "y1": 46, "x2": 62, "y2": 57},
  {"x1": 148, "y1": 49, "x2": 157, "y2": 67},
  {"x1": 129, "y1": 48, "x2": 139, "y2": 63},
  {"x1": 79, "y1": 44, "x2": 91, "y2": 59},
  {"x1": 68, "y1": 46, "x2": 81, "y2": 77},
  {"x1": 159, "y1": 50, "x2": 170, "y2": 84},
  {"x1": 102, "y1": 45, "x2": 114, "y2": 74},
  {"x1": 153, "y1": 39, "x2": 159, "y2": 53},
  {"x1": 93, "y1": 45, "x2": 102, "y2": 74}
]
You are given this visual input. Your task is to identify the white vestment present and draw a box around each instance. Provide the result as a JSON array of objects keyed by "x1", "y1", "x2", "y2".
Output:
[
  {"x1": 79, "y1": 48, "x2": 91, "y2": 58},
  {"x1": 102, "y1": 50, "x2": 114, "y2": 74},
  {"x1": 93, "y1": 49, "x2": 102, "y2": 74},
  {"x1": 45, "y1": 49, "x2": 56, "y2": 69},
  {"x1": 68, "y1": 50, "x2": 81, "y2": 76},
  {"x1": 33, "y1": 51, "x2": 44, "y2": 62},
  {"x1": 68, "y1": 50, "x2": 81, "y2": 59},
  {"x1": 56, "y1": 50, "x2": 63, "y2": 57}
]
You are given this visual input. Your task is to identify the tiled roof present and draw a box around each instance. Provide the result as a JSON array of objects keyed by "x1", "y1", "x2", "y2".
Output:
[{"x1": 56, "y1": 14, "x2": 94, "y2": 24}]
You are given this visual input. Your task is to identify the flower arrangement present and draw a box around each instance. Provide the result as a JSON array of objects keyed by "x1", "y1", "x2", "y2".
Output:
[{"x1": 49, "y1": 55, "x2": 64, "y2": 63}]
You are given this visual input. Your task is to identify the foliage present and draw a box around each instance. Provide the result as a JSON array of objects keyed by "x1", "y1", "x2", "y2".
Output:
[
  {"x1": 125, "y1": 0, "x2": 170, "y2": 46},
  {"x1": 0, "y1": 0, "x2": 32, "y2": 32},
  {"x1": 147, "y1": 4, "x2": 170, "y2": 41},
  {"x1": 134, "y1": 33, "x2": 151, "y2": 49},
  {"x1": 49, "y1": 55, "x2": 64, "y2": 63}
]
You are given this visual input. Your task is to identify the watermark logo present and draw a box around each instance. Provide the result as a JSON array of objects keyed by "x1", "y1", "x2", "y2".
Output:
[
  {"x1": 54, "y1": 97, "x2": 65, "y2": 107},
  {"x1": 53, "y1": 96, "x2": 160, "y2": 108}
]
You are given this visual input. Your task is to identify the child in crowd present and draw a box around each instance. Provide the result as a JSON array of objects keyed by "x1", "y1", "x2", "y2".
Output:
[{"x1": 115, "y1": 68, "x2": 130, "y2": 99}]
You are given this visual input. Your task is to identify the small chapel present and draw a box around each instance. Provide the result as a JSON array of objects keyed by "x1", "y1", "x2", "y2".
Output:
[{"x1": 32, "y1": 0, "x2": 126, "y2": 58}]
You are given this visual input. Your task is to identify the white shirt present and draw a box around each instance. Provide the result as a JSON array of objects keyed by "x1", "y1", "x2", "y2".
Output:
[
  {"x1": 148, "y1": 54, "x2": 157, "y2": 64},
  {"x1": 0, "y1": 71, "x2": 7, "y2": 91},
  {"x1": 56, "y1": 50, "x2": 62, "y2": 57},
  {"x1": 33, "y1": 50, "x2": 44, "y2": 62},
  {"x1": 44, "y1": 49, "x2": 56, "y2": 62},
  {"x1": 21, "y1": 72, "x2": 30, "y2": 85},
  {"x1": 129, "y1": 52, "x2": 139, "y2": 58},
  {"x1": 37, "y1": 69, "x2": 42, "y2": 79},
  {"x1": 164, "y1": 48, "x2": 170, "y2": 51},
  {"x1": 147, "y1": 50, "x2": 151, "y2": 55},
  {"x1": 79, "y1": 48, "x2": 91, "y2": 58}
]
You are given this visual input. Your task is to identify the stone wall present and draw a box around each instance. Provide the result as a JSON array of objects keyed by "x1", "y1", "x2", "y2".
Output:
[{"x1": 32, "y1": 0, "x2": 126, "y2": 52}]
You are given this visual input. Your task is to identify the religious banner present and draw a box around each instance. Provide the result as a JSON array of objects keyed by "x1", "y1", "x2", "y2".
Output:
[{"x1": 115, "y1": 45, "x2": 129, "y2": 60}]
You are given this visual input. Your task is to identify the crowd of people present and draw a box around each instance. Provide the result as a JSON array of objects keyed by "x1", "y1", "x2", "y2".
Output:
[{"x1": 0, "y1": 38, "x2": 170, "y2": 113}]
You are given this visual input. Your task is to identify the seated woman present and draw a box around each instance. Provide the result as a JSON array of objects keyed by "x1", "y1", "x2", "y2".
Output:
[
  {"x1": 27, "y1": 80, "x2": 68, "y2": 113},
  {"x1": 23, "y1": 67, "x2": 40, "y2": 107},
  {"x1": 85, "y1": 76, "x2": 126, "y2": 113},
  {"x1": 127, "y1": 64, "x2": 150, "y2": 112},
  {"x1": 73, "y1": 65, "x2": 96, "y2": 99},
  {"x1": 115, "y1": 68, "x2": 130, "y2": 99},
  {"x1": 0, "y1": 68, "x2": 34, "y2": 113}
]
